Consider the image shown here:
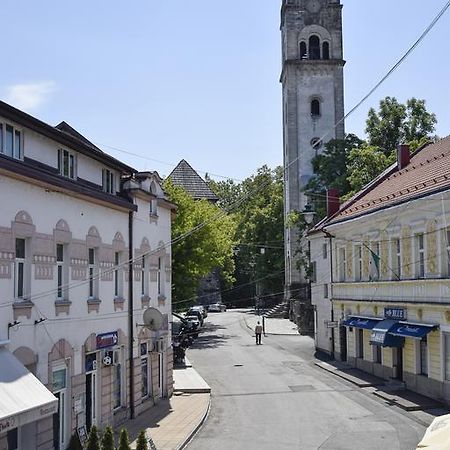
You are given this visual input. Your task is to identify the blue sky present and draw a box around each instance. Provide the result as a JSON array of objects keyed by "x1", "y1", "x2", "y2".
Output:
[{"x1": 1, "y1": 1, "x2": 448, "y2": 181}]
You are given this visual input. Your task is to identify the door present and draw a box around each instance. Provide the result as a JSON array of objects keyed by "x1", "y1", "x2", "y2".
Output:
[
  {"x1": 85, "y1": 372, "x2": 97, "y2": 430},
  {"x1": 339, "y1": 326, "x2": 347, "y2": 362},
  {"x1": 395, "y1": 347, "x2": 403, "y2": 381}
]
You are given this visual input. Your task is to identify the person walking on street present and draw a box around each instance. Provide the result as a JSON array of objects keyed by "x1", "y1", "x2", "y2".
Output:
[{"x1": 255, "y1": 321, "x2": 263, "y2": 345}]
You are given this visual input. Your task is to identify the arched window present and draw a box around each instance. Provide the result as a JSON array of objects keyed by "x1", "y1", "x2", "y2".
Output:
[
  {"x1": 322, "y1": 42, "x2": 330, "y2": 60},
  {"x1": 300, "y1": 41, "x2": 307, "y2": 59},
  {"x1": 309, "y1": 35, "x2": 320, "y2": 60},
  {"x1": 311, "y1": 99, "x2": 321, "y2": 117}
]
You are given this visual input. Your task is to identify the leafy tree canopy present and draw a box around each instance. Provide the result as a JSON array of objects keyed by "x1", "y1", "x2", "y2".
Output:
[{"x1": 164, "y1": 179, "x2": 237, "y2": 310}]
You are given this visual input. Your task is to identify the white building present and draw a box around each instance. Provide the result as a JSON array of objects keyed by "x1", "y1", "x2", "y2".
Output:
[
  {"x1": 309, "y1": 140, "x2": 450, "y2": 404},
  {"x1": 0, "y1": 101, "x2": 175, "y2": 450}
]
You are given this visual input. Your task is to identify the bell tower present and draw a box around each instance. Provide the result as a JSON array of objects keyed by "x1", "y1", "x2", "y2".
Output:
[{"x1": 281, "y1": 0, "x2": 345, "y2": 302}]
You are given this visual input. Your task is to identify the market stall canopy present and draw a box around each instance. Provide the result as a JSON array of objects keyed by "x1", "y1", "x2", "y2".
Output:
[
  {"x1": 0, "y1": 346, "x2": 58, "y2": 433},
  {"x1": 342, "y1": 316, "x2": 382, "y2": 330},
  {"x1": 389, "y1": 322, "x2": 438, "y2": 340},
  {"x1": 370, "y1": 320, "x2": 405, "y2": 347}
]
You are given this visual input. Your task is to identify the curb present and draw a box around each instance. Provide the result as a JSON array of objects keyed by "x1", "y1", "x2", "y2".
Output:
[{"x1": 178, "y1": 394, "x2": 212, "y2": 450}]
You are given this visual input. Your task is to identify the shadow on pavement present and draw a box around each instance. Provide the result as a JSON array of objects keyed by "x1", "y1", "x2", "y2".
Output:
[{"x1": 190, "y1": 323, "x2": 230, "y2": 349}]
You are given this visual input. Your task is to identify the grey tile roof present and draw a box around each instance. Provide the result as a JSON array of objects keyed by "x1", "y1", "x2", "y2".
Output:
[{"x1": 168, "y1": 160, "x2": 218, "y2": 202}]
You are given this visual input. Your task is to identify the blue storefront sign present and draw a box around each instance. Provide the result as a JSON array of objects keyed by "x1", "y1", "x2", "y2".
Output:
[
  {"x1": 96, "y1": 331, "x2": 118, "y2": 349},
  {"x1": 384, "y1": 307, "x2": 406, "y2": 320}
]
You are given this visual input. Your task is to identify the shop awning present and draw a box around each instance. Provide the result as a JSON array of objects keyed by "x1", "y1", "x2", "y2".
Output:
[
  {"x1": 0, "y1": 346, "x2": 58, "y2": 433},
  {"x1": 342, "y1": 316, "x2": 382, "y2": 330},
  {"x1": 370, "y1": 320, "x2": 405, "y2": 347},
  {"x1": 389, "y1": 322, "x2": 438, "y2": 340}
]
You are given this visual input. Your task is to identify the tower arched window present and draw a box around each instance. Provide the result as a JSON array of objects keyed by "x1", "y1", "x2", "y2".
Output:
[
  {"x1": 322, "y1": 42, "x2": 330, "y2": 60},
  {"x1": 309, "y1": 35, "x2": 320, "y2": 60},
  {"x1": 300, "y1": 41, "x2": 307, "y2": 59},
  {"x1": 311, "y1": 99, "x2": 321, "y2": 117}
]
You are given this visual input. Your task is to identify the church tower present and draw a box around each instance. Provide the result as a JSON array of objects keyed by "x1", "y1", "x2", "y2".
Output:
[{"x1": 281, "y1": 0, "x2": 345, "y2": 301}]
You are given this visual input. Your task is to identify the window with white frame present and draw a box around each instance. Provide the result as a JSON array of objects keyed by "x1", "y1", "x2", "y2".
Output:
[
  {"x1": 102, "y1": 169, "x2": 115, "y2": 194},
  {"x1": 113, "y1": 349, "x2": 123, "y2": 409},
  {"x1": 140, "y1": 342, "x2": 150, "y2": 399},
  {"x1": 322, "y1": 243, "x2": 327, "y2": 259},
  {"x1": 88, "y1": 248, "x2": 98, "y2": 299},
  {"x1": 339, "y1": 248, "x2": 346, "y2": 282},
  {"x1": 355, "y1": 245, "x2": 362, "y2": 281},
  {"x1": 56, "y1": 244, "x2": 66, "y2": 300},
  {"x1": 57, "y1": 149, "x2": 76, "y2": 179},
  {"x1": 141, "y1": 255, "x2": 148, "y2": 296},
  {"x1": 392, "y1": 238, "x2": 401, "y2": 280},
  {"x1": 416, "y1": 233, "x2": 425, "y2": 278},
  {"x1": 0, "y1": 122, "x2": 22, "y2": 160},
  {"x1": 114, "y1": 252, "x2": 123, "y2": 298},
  {"x1": 15, "y1": 238, "x2": 26, "y2": 299}
]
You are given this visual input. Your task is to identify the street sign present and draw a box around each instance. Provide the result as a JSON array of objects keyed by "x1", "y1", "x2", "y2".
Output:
[{"x1": 324, "y1": 320, "x2": 339, "y2": 328}]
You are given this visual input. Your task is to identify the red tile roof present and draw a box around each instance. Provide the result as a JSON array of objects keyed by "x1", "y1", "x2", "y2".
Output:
[{"x1": 326, "y1": 136, "x2": 450, "y2": 225}]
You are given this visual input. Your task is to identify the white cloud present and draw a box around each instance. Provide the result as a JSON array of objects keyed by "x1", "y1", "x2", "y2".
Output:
[{"x1": 5, "y1": 81, "x2": 56, "y2": 110}]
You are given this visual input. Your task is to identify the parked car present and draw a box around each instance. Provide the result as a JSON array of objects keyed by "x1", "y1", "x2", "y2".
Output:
[
  {"x1": 190, "y1": 305, "x2": 208, "y2": 318},
  {"x1": 185, "y1": 315, "x2": 201, "y2": 337},
  {"x1": 208, "y1": 303, "x2": 227, "y2": 312},
  {"x1": 187, "y1": 308, "x2": 204, "y2": 326}
]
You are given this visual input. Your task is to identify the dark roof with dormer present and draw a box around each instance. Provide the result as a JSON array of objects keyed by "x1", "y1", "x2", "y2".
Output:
[{"x1": 168, "y1": 160, "x2": 218, "y2": 202}]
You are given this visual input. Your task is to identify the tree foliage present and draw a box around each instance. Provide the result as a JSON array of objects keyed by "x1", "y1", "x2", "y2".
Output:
[
  {"x1": 136, "y1": 430, "x2": 149, "y2": 450},
  {"x1": 101, "y1": 426, "x2": 115, "y2": 450},
  {"x1": 86, "y1": 426, "x2": 100, "y2": 450},
  {"x1": 164, "y1": 179, "x2": 237, "y2": 310},
  {"x1": 118, "y1": 428, "x2": 131, "y2": 450}
]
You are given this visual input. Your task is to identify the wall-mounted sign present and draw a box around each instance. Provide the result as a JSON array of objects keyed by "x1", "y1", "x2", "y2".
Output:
[
  {"x1": 384, "y1": 307, "x2": 406, "y2": 321},
  {"x1": 96, "y1": 331, "x2": 118, "y2": 349}
]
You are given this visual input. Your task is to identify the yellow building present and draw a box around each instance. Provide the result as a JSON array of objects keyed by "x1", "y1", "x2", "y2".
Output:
[{"x1": 310, "y1": 139, "x2": 450, "y2": 402}]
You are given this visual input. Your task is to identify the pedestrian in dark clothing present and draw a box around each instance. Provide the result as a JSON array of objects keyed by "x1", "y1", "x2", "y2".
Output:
[{"x1": 255, "y1": 321, "x2": 263, "y2": 345}]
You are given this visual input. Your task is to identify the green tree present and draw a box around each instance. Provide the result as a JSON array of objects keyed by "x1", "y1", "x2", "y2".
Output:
[
  {"x1": 117, "y1": 428, "x2": 131, "y2": 450},
  {"x1": 164, "y1": 179, "x2": 237, "y2": 310},
  {"x1": 86, "y1": 426, "x2": 100, "y2": 450},
  {"x1": 366, "y1": 96, "x2": 436, "y2": 155},
  {"x1": 101, "y1": 426, "x2": 115, "y2": 450},
  {"x1": 136, "y1": 430, "x2": 148, "y2": 450},
  {"x1": 207, "y1": 178, "x2": 242, "y2": 210}
]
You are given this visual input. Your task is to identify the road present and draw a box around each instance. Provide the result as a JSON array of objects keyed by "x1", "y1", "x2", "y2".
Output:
[{"x1": 186, "y1": 309, "x2": 426, "y2": 450}]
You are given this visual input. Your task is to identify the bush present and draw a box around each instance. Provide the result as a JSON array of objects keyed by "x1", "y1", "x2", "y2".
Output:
[
  {"x1": 136, "y1": 430, "x2": 148, "y2": 450},
  {"x1": 86, "y1": 426, "x2": 100, "y2": 450},
  {"x1": 101, "y1": 426, "x2": 115, "y2": 450},
  {"x1": 118, "y1": 428, "x2": 131, "y2": 450},
  {"x1": 68, "y1": 434, "x2": 83, "y2": 450}
]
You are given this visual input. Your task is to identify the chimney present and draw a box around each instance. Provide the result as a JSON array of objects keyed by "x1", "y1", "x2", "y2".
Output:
[
  {"x1": 397, "y1": 144, "x2": 410, "y2": 170},
  {"x1": 326, "y1": 188, "x2": 340, "y2": 217}
]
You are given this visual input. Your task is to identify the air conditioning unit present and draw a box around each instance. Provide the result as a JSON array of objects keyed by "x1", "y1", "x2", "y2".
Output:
[{"x1": 103, "y1": 350, "x2": 113, "y2": 366}]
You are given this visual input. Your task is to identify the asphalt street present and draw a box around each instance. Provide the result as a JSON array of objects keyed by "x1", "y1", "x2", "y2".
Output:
[{"x1": 186, "y1": 309, "x2": 426, "y2": 450}]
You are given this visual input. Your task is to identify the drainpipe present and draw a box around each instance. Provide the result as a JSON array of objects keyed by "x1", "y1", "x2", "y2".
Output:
[{"x1": 128, "y1": 210, "x2": 135, "y2": 419}]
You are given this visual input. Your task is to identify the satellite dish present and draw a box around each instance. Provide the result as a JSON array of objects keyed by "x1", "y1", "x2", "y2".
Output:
[{"x1": 143, "y1": 307, "x2": 164, "y2": 331}]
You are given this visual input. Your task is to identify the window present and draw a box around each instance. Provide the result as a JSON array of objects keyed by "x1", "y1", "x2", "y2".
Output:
[
  {"x1": 392, "y1": 238, "x2": 401, "y2": 280},
  {"x1": 357, "y1": 329, "x2": 364, "y2": 358},
  {"x1": 355, "y1": 246, "x2": 362, "y2": 281},
  {"x1": 141, "y1": 255, "x2": 148, "y2": 296},
  {"x1": 446, "y1": 229, "x2": 450, "y2": 276},
  {"x1": 114, "y1": 252, "x2": 122, "y2": 297},
  {"x1": 310, "y1": 261, "x2": 317, "y2": 283},
  {"x1": 322, "y1": 243, "x2": 328, "y2": 259},
  {"x1": 322, "y1": 41, "x2": 330, "y2": 60},
  {"x1": 445, "y1": 333, "x2": 450, "y2": 381},
  {"x1": 113, "y1": 356, "x2": 122, "y2": 409},
  {"x1": 57, "y1": 149, "x2": 76, "y2": 179},
  {"x1": 157, "y1": 257, "x2": 162, "y2": 295},
  {"x1": 15, "y1": 238, "x2": 26, "y2": 299},
  {"x1": 374, "y1": 345, "x2": 382, "y2": 364},
  {"x1": 57, "y1": 244, "x2": 65, "y2": 299},
  {"x1": 311, "y1": 99, "x2": 321, "y2": 117},
  {"x1": 0, "y1": 123, "x2": 22, "y2": 159},
  {"x1": 88, "y1": 248, "x2": 97, "y2": 299},
  {"x1": 420, "y1": 337, "x2": 428, "y2": 376},
  {"x1": 339, "y1": 248, "x2": 346, "y2": 282},
  {"x1": 309, "y1": 35, "x2": 320, "y2": 59},
  {"x1": 416, "y1": 234, "x2": 425, "y2": 278},
  {"x1": 102, "y1": 169, "x2": 115, "y2": 194},
  {"x1": 323, "y1": 283, "x2": 328, "y2": 299},
  {"x1": 141, "y1": 343, "x2": 149, "y2": 398},
  {"x1": 300, "y1": 41, "x2": 307, "y2": 59}
]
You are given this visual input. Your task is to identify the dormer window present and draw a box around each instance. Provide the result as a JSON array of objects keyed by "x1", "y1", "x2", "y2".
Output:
[
  {"x1": 58, "y1": 149, "x2": 76, "y2": 179},
  {"x1": 102, "y1": 169, "x2": 115, "y2": 194},
  {"x1": 0, "y1": 122, "x2": 22, "y2": 160}
]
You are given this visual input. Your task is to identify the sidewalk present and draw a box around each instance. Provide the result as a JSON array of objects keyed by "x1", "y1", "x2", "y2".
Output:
[
  {"x1": 315, "y1": 360, "x2": 449, "y2": 425},
  {"x1": 244, "y1": 313, "x2": 300, "y2": 335},
  {"x1": 123, "y1": 358, "x2": 211, "y2": 450}
]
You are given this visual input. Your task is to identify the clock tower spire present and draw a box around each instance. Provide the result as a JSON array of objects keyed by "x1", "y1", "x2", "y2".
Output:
[{"x1": 280, "y1": 0, "x2": 345, "y2": 311}]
